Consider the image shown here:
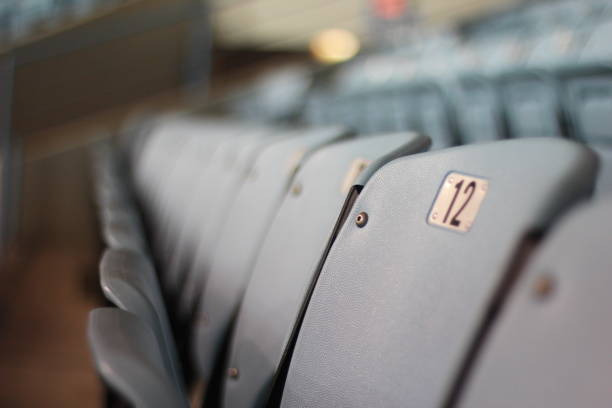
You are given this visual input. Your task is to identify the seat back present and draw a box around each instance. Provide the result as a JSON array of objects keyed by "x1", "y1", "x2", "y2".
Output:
[
  {"x1": 363, "y1": 90, "x2": 406, "y2": 134},
  {"x1": 454, "y1": 77, "x2": 505, "y2": 143},
  {"x1": 500, "y1": 74, "x2": 563, "y2": 138},
  {"x1": 562, "y1": 19, "x2": 612, "y2": 194},
  {"x1": 563, "y1": 16, "x2": 612, "y2": 143},
  {"x1": 87, "y1": 308, "x2": 189, "y2": 408},
  {"x1": 458, "y1": 198, "x2": 612, "y2": 408},
  {"x1": 161, "y1": 128, "x2": 275, "y2": 295},
  {"x1": 193, "y1": 126, "x2": 350, "y2": 382},
  {"x1": 414, "y1": 84, "x2": 458, "y2": 149},
  {"x1": 152, "y1": 134, "x2": 222, "y2": 249},
  {"x1": 281, "y1": 138, "x2": 597, "y2": 407},
  {"x1": 99, "y1": 249, "x2": 183, "y2": 391},
  {"x1": 151, "y1": 124, "x2": 240, "y2": 251},
  {"x1": 578, "y1": 18, "x2": 612, "y2": 64},
  {"x1": 221, "y1": 132, "x2": 430, "y2": 407},
  {"x1": 176, "y1": 130, "x2": 288, "y2": 317},
  {"x1": 99, "y1": 208, "x2": 148, "y2": 253},
  {"x1": 132, "y1": 119, "x2": 208, "y2": 207}
]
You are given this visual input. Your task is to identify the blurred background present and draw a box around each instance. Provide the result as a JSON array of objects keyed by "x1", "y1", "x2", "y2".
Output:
[{"x1": 0, "y1": 0, "x2": 604, "y2": 405}]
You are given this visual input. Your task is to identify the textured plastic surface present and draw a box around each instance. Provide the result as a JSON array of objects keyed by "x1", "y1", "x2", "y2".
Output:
[
  {"x1": 161, "y1": 129, "x2": 271, "y2": 294},
  {"x1": 87, "y1": 308, "x2": 189, "y2": 408},
  {"x1": 193, "y1": 126, "x2": 350, "y2": 385},
  {"x1": 99, "y1": 249, "x2": 183, "y2": 391},
  {"x1": 282, "y1": 138, "x2": 597, "y2": 408},
  {"x1": 176, "y1": 130, "x2": 286, "y2": 316},
  {"x1": 459, "y1": 198, "x2": 612, "y2": 408},
  {"x1": 223, "y1": 132, "x2": 430, "y2": 408}
]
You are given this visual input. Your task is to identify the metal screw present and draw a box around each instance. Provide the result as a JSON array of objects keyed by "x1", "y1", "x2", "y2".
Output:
[
  {"x1": 355, "y1": 212, "x2": 368, "y2": 228},
  {"x1": 291, "y1": 182, "x2": 302, "y2": 196},
  {"x1": 228, "y1": 367, "x2": 239, "y2": 379},
  {"x1": 533, "y1": 274, "x2": 555, "y2": 300},
  {"x1": 432, "y1": 212, "x2": 438, "y2": 220}
]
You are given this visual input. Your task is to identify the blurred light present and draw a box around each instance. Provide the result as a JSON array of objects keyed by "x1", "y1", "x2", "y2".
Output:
[
  {"x1": 310, "y1": 29, "x2": 360, "y2": 65},
  {"x1": 373, "y1": 0, "x2": 407, "y2": 20}
]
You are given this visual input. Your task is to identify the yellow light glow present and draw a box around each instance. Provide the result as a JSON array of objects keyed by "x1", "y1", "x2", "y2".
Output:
[{"x1": 310, "y1": 29, "x2": 360, "y2": 64}]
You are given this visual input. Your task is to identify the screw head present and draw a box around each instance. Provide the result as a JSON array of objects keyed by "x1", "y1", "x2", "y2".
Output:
[
  {"x1": 228, "y1": 367, "x2": 239, "y2": 379},
  {"x1": 355, "y1": 212, "x2": 368, "y2": 228},
  {"x1": 533, "y1": 274, "x2": 555, "y2": 300}
]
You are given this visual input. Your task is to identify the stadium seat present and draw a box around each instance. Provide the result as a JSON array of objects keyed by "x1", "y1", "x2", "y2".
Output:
[
  {"x1": 216, "y1": 131, "x2": 430, "y2": 407},
  {"x1": 187, "y1": 126, "x2": 351, "y2": 333},
  {"x1": 499, "y1": 72, "x2": 565, "y2": 138},
  {"x1": 162, "y1": 127, "x2": 281, "y2": 300},
  {"x1": 98, "y1": 207, "x2": 148, "y2": 253},
  {"x1": 457, "y1": 197, "x2": 612, "y2": 408},
  {"x1": 412, "y1": 83, "x2": 459, "y2": 149},
  {"x1": 99, "y1": 249, "x2": 184, "y2": 391},
  {"x1": 563, "y1": 16, "x2": 612, "y2": 193},
  {"x1": 87, "y1": 308, "x2": 189, "y2": 408},
  {"x1": 281, "y1": 138, "x2": 597, "y2": 407},
  {"x1": 454, "y1": 75, "x2": 507, "y2": 143}
]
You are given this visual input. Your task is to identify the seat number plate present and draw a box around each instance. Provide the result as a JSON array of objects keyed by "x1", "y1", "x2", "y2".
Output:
[
  {"x1": 341, "y1": 158, "x2": 372, "y2": 194},
  {"x1": 428, "y1": 172, "x2": 488, "y2": 233}
]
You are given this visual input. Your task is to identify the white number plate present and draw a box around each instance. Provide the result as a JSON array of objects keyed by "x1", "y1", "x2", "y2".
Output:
[{"x1": 428, "y1": 172, "x2": 488, "y2": 233}]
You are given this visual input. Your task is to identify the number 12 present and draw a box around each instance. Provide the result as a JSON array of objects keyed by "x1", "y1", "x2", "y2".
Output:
[{"x1": 442, "y1": 179, "x2": 476, "y2": 227}]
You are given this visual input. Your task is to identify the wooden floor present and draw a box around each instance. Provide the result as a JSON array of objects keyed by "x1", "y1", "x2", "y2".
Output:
[
  {"x1": 0, "y1": 147, "x2": 105, "y2": 407},
  {"x1": 0, "y1": 89, "x2": 188, "y2": 407}
]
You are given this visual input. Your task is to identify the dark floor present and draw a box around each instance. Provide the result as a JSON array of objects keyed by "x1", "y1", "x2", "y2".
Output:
[{"x1": 0, "y1": 147, "x2": 105, "y2": 407}]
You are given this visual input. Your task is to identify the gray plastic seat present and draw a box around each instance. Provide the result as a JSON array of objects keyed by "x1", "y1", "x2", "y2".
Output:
[
  {"x1": 413, "y1": 83, "x2": 459, "y2": 148},
  {"x1": 361, "y1": 89, "x2": 408, "y2": 134},
  {"x1": 132, "y1": 119, "x2": 236, "y2": 225},
  {"x1": 162, "y1": 127, "x2": 280, "y2": 300},
  {"x1": 496, "y1": 15, "x2": 587, "y2": 140},
  {"x1": 221, "y1": 132, "x2": 430, "y2": 408},
  {"x1": 500, "y1": 73, "x2": 563, "y2": 138},
  {"x1": 150, "y1": 122, "x2": 261, "y2": 243},
  {"x1": 146, "y1": 127, "x2": 232, "y2": 248},
  {"x1": 392, "y1": 85, "x2": 422, "y2": 135},
  {"x1": 193, "y1": 126, "x2": 351, "y2": 385},
  {"x1": 281, "y1": 138, "x2": 597, "y2": 408},
  {"x1": 563, "y1": 18, "x2": 612, "y2": 193},
  {"x1": 99, "y1": 208, "x2": 148, "y2": 253},
  {"x1": 132, "y1": 119, "x2": 203, "y2": 205},
  {"x1": 99, "y1": 249, "x2": 183, "y2": 392},
  {"x1": 87, "y1": 308, "x2": 189, "y2": 408},
  {"x1": 458, "y1": 198, "x2": 612, "y2": 408},
  {"x1": 150, "y1": 133, "x2": 224, "y2": 251},
  {"x1": 592, "y1": 147, "x2": 612, "y2": 194},
  {"x1": 453, "y1": 76, "x2": 506, "y2": 143},
  {"x1": 91, "y1": 143, "x2": 149, "y2": 252},
  {"x1": 172, "y1": 130, "x2": 289, "y2": 317}
]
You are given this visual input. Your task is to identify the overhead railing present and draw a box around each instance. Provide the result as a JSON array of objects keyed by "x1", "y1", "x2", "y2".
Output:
[{"x1": 0, "y1": 0, "x2": 133, "y2": 52}]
